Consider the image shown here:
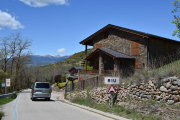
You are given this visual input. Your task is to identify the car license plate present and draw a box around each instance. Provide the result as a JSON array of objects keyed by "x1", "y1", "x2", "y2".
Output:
[{"x1": 36, "y1": 90, "x2": 42, "y2": 93}]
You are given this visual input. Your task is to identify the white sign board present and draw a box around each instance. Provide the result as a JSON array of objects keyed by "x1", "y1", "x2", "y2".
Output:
[
  {"x1": 104, "y1": 77, "x2": 120, "y2": 85},
  {"x1": 6, "y1": 79, "x2": 10, "y2": 87}
]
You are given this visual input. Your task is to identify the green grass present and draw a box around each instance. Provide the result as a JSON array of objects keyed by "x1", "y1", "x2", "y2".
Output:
[
  {"x1": 0, "y1": 112, "x2": 4, "y2": 120},
  {"x1": 0, "y1": 94, "x2": 17, "y2": 106},
  {"x1": 0, "y1": 93, "x2": 17, "y2": 119},
  {"x1": 71, "y1": 97, "x2": 161, "y2": 120}
]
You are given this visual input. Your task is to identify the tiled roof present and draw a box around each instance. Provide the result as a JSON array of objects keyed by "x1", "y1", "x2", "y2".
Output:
[
  {"x1": 68, "y1": 67, "x2": 83, "y2": 72},
  {"x1": 67, "y1": 76, "x2": 78, "y2": 81},
  {"x1": 99, "y1": 48, "x2": 135, "y2": 59},
  {"x1": 80, "y1": 24, "x2": 180, "y2": 45},
  {"x1": 85, "y1": 48, "x2": 135, "y2": 60}
]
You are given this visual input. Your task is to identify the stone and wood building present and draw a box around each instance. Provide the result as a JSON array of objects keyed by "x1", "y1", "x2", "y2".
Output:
[{"x1": 78, "y1": 24, "x2": 180, "y2": 88}]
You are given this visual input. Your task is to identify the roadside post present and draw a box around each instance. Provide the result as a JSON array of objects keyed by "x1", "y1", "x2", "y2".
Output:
[
  {"x1": 65, "y1": 82, "x2": 67, "y2": 94},
  {"x1": 104, "y1": 77, "x2": 120, "y2": 108},
  {"x1": 78, "y1": 77, "x2": 82, "y2": 89},
  {"x1": 5, "y1": 79, "x2": 10, "y2": 94}
]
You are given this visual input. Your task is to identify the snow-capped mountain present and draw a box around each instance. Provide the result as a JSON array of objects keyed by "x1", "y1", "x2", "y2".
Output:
[{"x1": 29, "y1": 54, "x2": 71, "y2": 66}]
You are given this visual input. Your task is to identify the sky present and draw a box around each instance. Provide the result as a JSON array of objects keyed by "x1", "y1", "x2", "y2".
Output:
[{"x1": 0, "y1": 0, "x2": 179, "y2": 56}]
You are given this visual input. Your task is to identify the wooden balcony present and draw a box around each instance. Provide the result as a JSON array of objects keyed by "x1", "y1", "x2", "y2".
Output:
[
  {"x1": 102, "y1": 70, "x2": 114, "y2": 74},
  {"x1": 79, "y1": 69, "x2": 114, "y2": 74},
  {"x1": 80, "y1": 69, "x2": 99, "y2": 74}
]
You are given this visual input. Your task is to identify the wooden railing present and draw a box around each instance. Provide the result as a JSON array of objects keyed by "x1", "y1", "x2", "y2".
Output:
[
  {"x1": 102, "y1": 70, "x2": 114, "y2": 74},
  {"x1": 80, "y1": 69, "x2": 99, "y2": 74},
  {"x1": 80, "y1": 69, "x2": 115, "y2": 74}
]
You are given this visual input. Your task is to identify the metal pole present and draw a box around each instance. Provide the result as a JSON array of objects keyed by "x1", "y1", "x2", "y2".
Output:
[
  {"x1": 65, "y1": 84, "x2": 67, "y2": 94},
  {"x1": 5, "y1": 79, "x2": 7, "y2": 94},
  {"x1": 111, "y1": 94, "x2": 113, "y2": 108}
]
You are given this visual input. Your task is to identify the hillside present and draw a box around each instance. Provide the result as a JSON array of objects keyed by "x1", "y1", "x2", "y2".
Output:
[{"x1": 56, "y1": 49, "x2": 93, "y2": 67}]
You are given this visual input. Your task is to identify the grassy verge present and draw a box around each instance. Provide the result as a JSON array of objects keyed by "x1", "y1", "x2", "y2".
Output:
[
  {"x1": 72, "y1": 97, "x2": 161, "y2": 120},
  {"x1": 0, "y1": 93, "x2": 17, "y2": 106},
  {"x1": 0, "y1": 93, "x2": 17, "y2": 119}
]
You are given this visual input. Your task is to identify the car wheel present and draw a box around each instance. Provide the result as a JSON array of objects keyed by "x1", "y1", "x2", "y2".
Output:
[
  {"x1": 32, "y1": 98, "x2": 35, "y2": 101},
  {"x1": 48, "y1": 98, "x2": 50, "y2": 101}
]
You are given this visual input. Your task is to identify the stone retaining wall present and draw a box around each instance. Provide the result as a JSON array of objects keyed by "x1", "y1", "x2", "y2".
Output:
[{"x1": 67, "y1": 76, "x2": 180, "y2": 105}]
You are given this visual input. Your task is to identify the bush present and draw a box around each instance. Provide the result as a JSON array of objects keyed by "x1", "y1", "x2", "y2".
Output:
[
  {"x1": 0, "y1": 112, "x2": 4, "y2": 119},
  {"x1": 83, "y1": 66, "x2": 93, "y2": 70},
  {"x1": 61, "y1": 74, "x2": 66, "y2": 83},
  {"x1": 64, "y1": 93, "x2": 68, "y2": 99},
  {"x1": 54, "y1": 75, "x2": 62, "y2": 83},
  {"x1": 58, "y1": 82, "x2": 66, "y2": 88}
]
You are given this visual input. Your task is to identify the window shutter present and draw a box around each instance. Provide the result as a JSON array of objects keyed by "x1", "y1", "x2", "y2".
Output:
[
  {"x1": 135, "y1": 61, "x2": 140, "y2": 69},
  {"x1": 131, "y1": 41, "x2": 140, "y2": 55}
]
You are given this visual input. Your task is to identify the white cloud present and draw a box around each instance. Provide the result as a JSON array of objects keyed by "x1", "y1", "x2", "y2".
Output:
[
  {"x1": 57, "y1": 48, "x2": 66, "y2": 53},
  {"x1": 19, "y1": 0, "x2": 68, "y2": 7},
  {"x1": 0, "y1": 10, "x2": 24, "y2": 30}
]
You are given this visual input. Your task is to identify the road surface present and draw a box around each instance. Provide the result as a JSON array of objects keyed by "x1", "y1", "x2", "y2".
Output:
[{"x1": 1, "y1": 89, "x2": 113, "y2": 120}]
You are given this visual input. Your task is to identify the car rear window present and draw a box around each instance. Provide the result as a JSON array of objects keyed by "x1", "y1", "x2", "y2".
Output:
[{"x1": 35, "y1": 83, "x2": 50, "y2": 88}]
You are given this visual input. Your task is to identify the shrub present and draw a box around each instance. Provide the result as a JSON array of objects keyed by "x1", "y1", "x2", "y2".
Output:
[
  {"x1": 58, "y1": 82, "x2": 66, "y2": 88},
  {"x1": 83, "y1": 66, "x2": 93, "y2": 70},
  {"x1": 64, "y1": 93, "x2": 68, "y2": 99},
  {"x1": 126, "y1": 109, "x2": 132, "y2": 114},
  {"x1": 61, "y1": 74, "x2": 66, "y2": 83},
  {"x1": 0, "y1": 112, "x2": 4, "y2": 119},
  {"x1": 54, "y1": 75, "x2": 62, "y2": 83}
]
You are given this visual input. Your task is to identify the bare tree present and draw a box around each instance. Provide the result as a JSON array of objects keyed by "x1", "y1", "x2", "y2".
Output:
[{"x1": 0, "y1": 33, "x2": 32, "y2": 90}]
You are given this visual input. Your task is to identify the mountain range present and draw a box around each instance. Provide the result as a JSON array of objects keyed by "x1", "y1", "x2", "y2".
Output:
[{"x1": 29, "y1": 54, "x2": 71, "y2": 66}]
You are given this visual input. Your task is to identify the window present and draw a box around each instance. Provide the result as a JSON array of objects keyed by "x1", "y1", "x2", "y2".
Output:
[
  {"x1": 103, "y1": 31, "x2": 108, "y2": 39},
  {"x1": 131, "y1": 40, "x2": 140, "y2": 55},
  {"x1": 95, "y1": 44, "x2": 102, "y2": 49},
  {"x1": 35, "y1": 83, "x2": 50, "y2": 88}
]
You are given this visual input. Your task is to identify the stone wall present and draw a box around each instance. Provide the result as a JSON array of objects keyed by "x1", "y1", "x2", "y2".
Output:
[{"x1": 68, "y1": 76, "x2": 180, "y2": 105}]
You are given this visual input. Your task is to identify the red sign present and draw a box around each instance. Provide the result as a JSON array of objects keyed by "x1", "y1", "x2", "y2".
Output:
[
  {"x1": 107, "y1": 85, "x2": 117, "y2": 94},
  {"x1": 78, "y1": 77, "x2": 82, "y2": 81}
]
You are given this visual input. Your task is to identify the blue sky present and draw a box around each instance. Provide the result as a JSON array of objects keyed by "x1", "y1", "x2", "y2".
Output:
[{"x1": 0, "y1": 0, "x2": 179, "y2": 56}]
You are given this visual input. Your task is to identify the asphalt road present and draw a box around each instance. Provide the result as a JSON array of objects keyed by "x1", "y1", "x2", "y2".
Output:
[{"x1": 2, "y1": 89, "x2": 113, "y2": 120}]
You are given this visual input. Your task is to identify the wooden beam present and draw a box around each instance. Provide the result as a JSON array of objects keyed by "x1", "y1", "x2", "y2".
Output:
[
  {"x1": 111, "y1": 26, "x2": 149, "y2": 38},
  {"x1": 85, "y1": 45, "x2": 87, "y2": 71}
]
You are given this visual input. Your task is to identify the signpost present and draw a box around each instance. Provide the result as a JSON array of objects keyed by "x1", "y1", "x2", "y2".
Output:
[
  {"x1": 104, "y1": 77, "x2": 120, "y2": 85},
  {"x1": 6, "y1": 79, "x2": 10, "y2": 87},
  {"x1": 5, "y1": 79, "x2": 10, "y2": 94},
  {"x1": 107, "y1": 85, "x2": 117, "y2": 94},
  {"x1": 104, "y1": 77, "x2": 120, "y2": 108}
]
